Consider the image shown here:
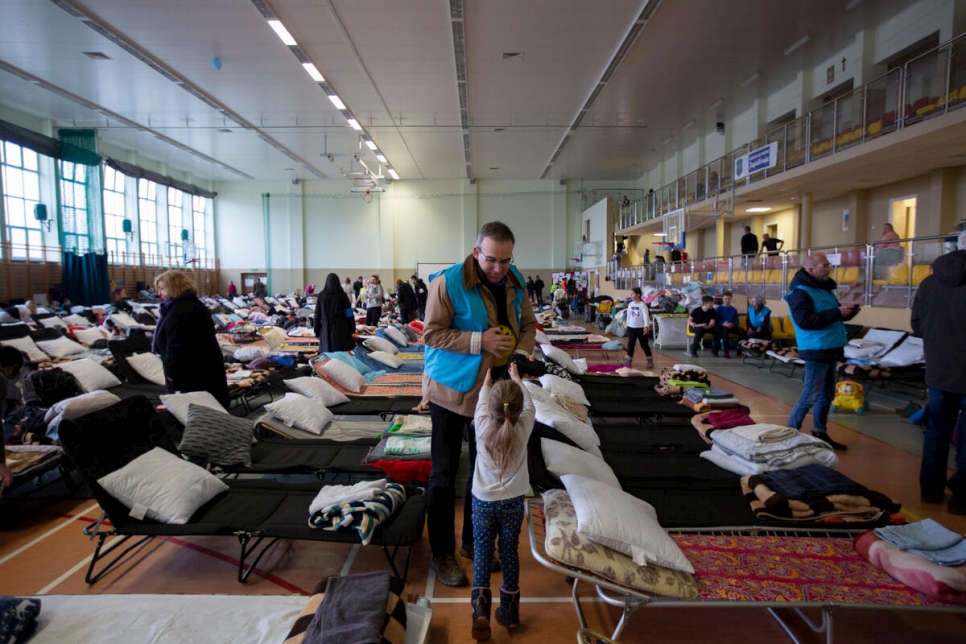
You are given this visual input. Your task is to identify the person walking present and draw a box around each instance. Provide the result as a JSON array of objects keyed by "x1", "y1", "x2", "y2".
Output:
[
  {"x1": 623, "y1": 287, "x2": 653, "y2": 369},
  {"x1": 422, "y1": 220, "x2": 537, "y2": 588},
  {"x1": 783, "y1": 253, "x2": 860, "y2": 451},
  {"x1": 411, "y1": 275, "x2": 429, "y2": 320},
  {"x1": 911, "y1": 229, "x2": 966, "y2": 514},
  {"x1": 533, "y1": 275, "x2": 545, "y2": 307},
  {"x1": 526, "y1": 276, "x2": 535, "y2": 305},
  {"x1": 314, "y1": 273, "x2": 355, "y2": 353},
  {"x1": 394, "y1": 278, "x2": 417, "y2": 324},
  {"x1": 153, "y1": 270, "x2": 230, "y2": 408},
  {"x1": 469, "y1": 363, "x2": 533, "y2": 640}
]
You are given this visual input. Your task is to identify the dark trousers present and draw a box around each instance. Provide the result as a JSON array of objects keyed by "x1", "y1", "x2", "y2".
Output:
[
  {"x1": 920, "y1": 388, "x2": 966, "y2": 499},
  {"x1": 715, "y1": 325, "x2": 744, "y2": 354},
  {"x1": 365, "y1": 306, "x2": 381, "y2": 326},
  {"x1": 427, "y1": 402, "x2": 476, "y2": 557},
  {"x1": 625, "y1": 326, "x2": 652, "y2": 359},
  {"x1": 690, "y1": 325, "x2": 715, "y2": 353},
  {"x1": 399, "y1": 307, "x2": 412, "y2": 324}
]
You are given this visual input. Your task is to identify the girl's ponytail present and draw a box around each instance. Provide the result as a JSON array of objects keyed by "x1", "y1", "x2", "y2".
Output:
[{"x1": 484, "y1": 380, "x2": 525, "y2": 483}]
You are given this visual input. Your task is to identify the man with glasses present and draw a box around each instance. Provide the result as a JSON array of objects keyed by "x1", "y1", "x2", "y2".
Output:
[
  {"x1": 422, "y1": 221, "x2": 537, "y2": 586},
  {"x1": 784, "y1": 253, "x2": 860, "y2": 451}
]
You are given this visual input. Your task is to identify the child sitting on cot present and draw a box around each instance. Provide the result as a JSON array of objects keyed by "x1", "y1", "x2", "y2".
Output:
[{"x1": 470, "y1": 363, "x2": 535, "y2": 641}]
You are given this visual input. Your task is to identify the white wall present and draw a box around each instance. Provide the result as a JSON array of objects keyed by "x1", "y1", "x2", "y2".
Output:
[{"x1": 874, "y1": 0, "x2": 956, "y2": 63}]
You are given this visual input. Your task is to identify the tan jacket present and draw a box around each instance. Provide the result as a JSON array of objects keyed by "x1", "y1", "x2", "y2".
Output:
[{"x1": 423, "y1": 255, "x2": 537, "y2": 417}]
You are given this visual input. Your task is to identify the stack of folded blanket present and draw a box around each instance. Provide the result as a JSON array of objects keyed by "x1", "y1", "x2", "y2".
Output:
[
  {"x1": 655, "y1": 364, "x2": 710, "y2": 396},
  {"x1": 308, "y1": 479, "x2": 407, "y2": 545},
  {"x1": 740, "y1": 464, "x2": 900, "y2": 524},
  {"x1": 679, "y1": 386, "x2": 741, "y2": 412},
  {"x1": 855, "y1": 519, "x2": 966, "y2": 604},
  {"x1": 690, "y1": 410, "x2": 756, "y2": 444},
  {"x1": 363, "y1": 415, "x2": 432, "y2": 482},
  {"x1": 702, "y1": 424, "x2": 838, "y2": 474}
]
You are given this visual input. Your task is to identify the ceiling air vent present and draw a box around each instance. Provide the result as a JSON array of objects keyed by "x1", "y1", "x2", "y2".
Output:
[{"x1": 82, "y1": 51, "x2": 111, "y2": 60}]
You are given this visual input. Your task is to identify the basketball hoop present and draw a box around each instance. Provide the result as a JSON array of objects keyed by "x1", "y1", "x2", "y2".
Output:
[{"x1": 362, "y1": 189, "x2": 373, "y2": 203}]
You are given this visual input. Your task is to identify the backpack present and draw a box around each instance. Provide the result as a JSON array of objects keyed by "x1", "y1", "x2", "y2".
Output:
[
  {"x1": 28, "y1": 368, "x2": 83, "y2": 407},
  {"x1": 3, "y1": 404, "x2": 50, "y2": 444}
]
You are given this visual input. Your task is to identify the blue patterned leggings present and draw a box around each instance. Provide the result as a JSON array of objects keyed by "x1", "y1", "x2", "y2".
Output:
[{"x1": 472, "y1": 495, "x2": 524, "y2": 591}]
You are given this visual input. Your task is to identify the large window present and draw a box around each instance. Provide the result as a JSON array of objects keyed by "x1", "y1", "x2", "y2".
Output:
[
  {"x1": 59, "y1": 160, "x2": 91, "y2": 255},
  {"x1": 103, "y1": 165, "x2": 127, "y2": 262},
  {"x1": 1, "y1": 141, "x2": 43, "y2": 260},
  {"x1": 191, "y1": 194, "x2": 209, "y2": 262},
  {"x1": 167, "y1": 186, "x2": 184, "y2": 264},
  {"x1": 138, "y1": 178, "x2": 159, "y2": 262}
]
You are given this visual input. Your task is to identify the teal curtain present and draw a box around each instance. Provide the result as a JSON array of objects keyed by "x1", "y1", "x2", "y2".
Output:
[
  {"x1": 57, "y1": 129, "x2": 104, "y2": 255},
  {"x1": 62, "y1": 251, "x2": 110, "y2": 305}
]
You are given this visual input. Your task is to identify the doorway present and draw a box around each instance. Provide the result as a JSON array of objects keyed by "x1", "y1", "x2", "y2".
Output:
[
  {"x1": 240, "y1": 272, "x2": 267, "y2": 296},
  {"x1": 889, "y1": 196, "x2": 917, "y2": 239}
]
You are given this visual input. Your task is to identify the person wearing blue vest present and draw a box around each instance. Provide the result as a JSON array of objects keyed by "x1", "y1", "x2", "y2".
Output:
[
  {"x1": 423, "y1": 221, "x2": 537, "y2": 587},
  {"x1": 784, "y1": 253, "x2": 860, "y2": 451}
]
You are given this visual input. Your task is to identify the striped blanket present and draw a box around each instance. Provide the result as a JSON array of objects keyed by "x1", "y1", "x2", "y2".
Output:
[{"x1": 308, "y1": 482, "x2": 407, "y2": 545}]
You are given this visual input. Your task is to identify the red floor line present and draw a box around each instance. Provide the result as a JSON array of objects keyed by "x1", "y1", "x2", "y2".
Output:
[{"x1": 160, "y1": 536, "x2": 310, "y2": 595}]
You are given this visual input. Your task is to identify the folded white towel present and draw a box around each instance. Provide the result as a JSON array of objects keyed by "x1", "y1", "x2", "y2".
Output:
[
  {"x1": 309, "y1": 478, "x2": 387, "y2": 515},
  {"x1": 398, "y1": 415, "x2": 433, "y2": 433},
  {"x1": 728, "y1": 423, "x2": 798, "y2": 443}
]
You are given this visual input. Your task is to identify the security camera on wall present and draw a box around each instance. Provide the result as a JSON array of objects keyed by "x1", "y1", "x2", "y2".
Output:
[
  {"x1": 291, "y1": 177, "x2": 299, "y2": 186},
  {"x1": 716, "y1": 122, "x2": 725, "y2": 135}
]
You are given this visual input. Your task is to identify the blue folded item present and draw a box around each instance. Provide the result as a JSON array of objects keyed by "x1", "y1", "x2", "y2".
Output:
[
  {"x1": 601, "y1": 340, "x2": 624, "y2": 350},
  {"x1": 324, "y1": 351, "x2": 386, "y2": 382},
  {"x1": 875, "y1": 519, "x2": 966, "y2": 566},
  {"x1": 267, "y1": 354, "x2": 297, "y2": 368},
  {"x1": 0, "y1": 597, "x2": 41, "y2": 644}
]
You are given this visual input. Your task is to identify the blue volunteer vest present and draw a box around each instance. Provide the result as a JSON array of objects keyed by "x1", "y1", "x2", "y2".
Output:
[
  {"x1": 747, "y1": 306, "x2": 771, "y2": 330},
  {"x1": 784, "y1": 285, "x2": 846, "y2": 351},
  {"x1": 425, "y1": 262, "x2": 525, "y2": 392}
]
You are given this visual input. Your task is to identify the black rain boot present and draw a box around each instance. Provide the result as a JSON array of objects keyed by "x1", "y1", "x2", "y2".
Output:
[
  {"x1": 471, "y1": 588, "x2": 492, "y2": 641},
  {"x1": 495, "y1": 586, "x2": 520, "y2": 630}
]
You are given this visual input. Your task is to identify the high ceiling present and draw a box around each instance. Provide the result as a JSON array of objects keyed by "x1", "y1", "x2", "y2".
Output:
[{"x1": 0, "y1": 0, "x2": 927, "y2": 186}]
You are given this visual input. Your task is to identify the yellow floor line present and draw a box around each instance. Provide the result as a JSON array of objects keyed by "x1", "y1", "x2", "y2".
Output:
[{"x1": 0, "y1": 501, "x2": 100, "y2": 568}]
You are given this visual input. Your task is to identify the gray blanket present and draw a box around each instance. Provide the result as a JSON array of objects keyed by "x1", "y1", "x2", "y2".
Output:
[{"x1": 303, "y1": 570, "x2": 389, "y2": 644}]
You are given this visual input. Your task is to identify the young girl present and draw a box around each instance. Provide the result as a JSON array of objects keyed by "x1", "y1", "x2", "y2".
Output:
[
  {"x1": 624, "y1": 286, "x2": 654, "y2": 369},
  {"x1": 470, "y1": 363, "x2": 535, "y2": 641}
]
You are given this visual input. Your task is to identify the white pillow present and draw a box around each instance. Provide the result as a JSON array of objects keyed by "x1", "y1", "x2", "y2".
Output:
[
  {"x1": 362, "y1": 336, "x2": 399, "y2": 355},
  {"x1": 561, "y1": 474, "x2": 694, "y2": 573},
  {"x1": 534, "y1": 329, "x2": 550, "y2": 345},
  {"x1": 73, "y1": 327, "x2": 110, "y2": 346},
  {"x1": 39, "y1": 316, "x2": 68, "y2": 330},
  {"x1": 264, "y1": 392, "x2": 334, "y2": 435},
  {"x1": 522, "y1": 380, "x2": 552, "y2": 404},
  {"x1": 283, "y1": 376, "x2": 350, "y2": 407},
  {"x1": 234, "y1": 346, "x2": 269, "y2": 362},
  {"x1": 538, "y1": 374, "x2": 590, "y2": 406},
  {"x1": 540, "y1": 343, "x2": 584, "y2": 374},
  {"x1": 56, "y1": 359, "x2": 122, "y2": 392},
  {"x1": 160, "y1": 391, "x2": 227, "y2": 425},
  {"x1": 672, "y1": 364, "x2": 705, "y2": 373},
  {"x1": 532, "y1": 396, "x2": 601, "y2": 458},
  {"x1": 36, "y1": 336, "x2": 88, "y2": 358},
  {"x1": 541, "y1": 438, "x2": 620, "y2": 489},
  {"x1": 0, "y1": 336, "x2": 49, "y2": 362},
  {"x1": 63, "y1": 314, "x2": 93, "y2": 328},
  {"x1": 44, "y1": 390, "x2": 121, "y2": 424},
  {"x1": 97, "y1": 447, "x2": 229, "y2": 524},
  {"x1": 368, "y1": 350, "x2": 403, "y2": 369},
  {"x1": 109, "y1": 312, "x2": 139, "y2": 327},
  {"x1": 384, "y1": 326, "x2": 409, "y2": 347},
  {"x1": 127, "y1": 352, "x2": 166, "y2": 386},
  {"x1": 321, "y1": 359, "x2": 366, "y2": 393}
]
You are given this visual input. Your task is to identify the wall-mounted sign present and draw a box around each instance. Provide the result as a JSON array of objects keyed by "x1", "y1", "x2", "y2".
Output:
[
  {"x1": 827, "y1": 65, "x2": 835, "y2": 85},
  {"x1": 734, "y1": 141, "x2": 778, "y2": 181}
]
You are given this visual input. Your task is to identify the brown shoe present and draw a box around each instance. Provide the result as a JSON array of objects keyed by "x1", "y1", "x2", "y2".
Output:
[{"x1": 432, "y1": 554, "x2": 468, "y2": 587}]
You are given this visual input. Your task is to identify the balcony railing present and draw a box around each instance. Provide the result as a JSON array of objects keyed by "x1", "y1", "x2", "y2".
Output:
[
  {"x1": 617, "y1": 31, "x2": 966, "y2": 232},
  {"x1": 607, "y1": 234, "x2": 957, "y2": 309}
]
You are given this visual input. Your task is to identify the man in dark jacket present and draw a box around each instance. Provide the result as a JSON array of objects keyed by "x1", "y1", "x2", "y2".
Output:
[
  {"x1": 411, "y1": 275, "x2": 428, "y2": 320},
  {"x1": 783, "y1": 253, "x2": 860, "y2": 451},
  {"x1": 353, "y1": 276, "x2": 365, "y2": 305},
  {"x1": 911, "y1": 230, "x2": 966, "y2": 514},
  {"x1": 533, "y1": 275, "x2": 545, "y2": 307},
  {"x1": 740, "y1": 225, "x2": 759, "y2": 268},
  {"x1": 394, "y1": 278, "x2": 417, "y2": 324}
]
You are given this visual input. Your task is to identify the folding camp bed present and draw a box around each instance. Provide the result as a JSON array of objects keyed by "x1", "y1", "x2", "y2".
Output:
[
  {"x1": 526, "y1": 499, "x2": 966, "y2": 643},
  {"x1": 57, "y1": 396, "x2": 427, "y2": 585},
  {"x1": 587, "y1": 397, "x2": 695, "y2": 421},
  {"x1": 0, "y1": 445, "x2": 77, "y2": 499}
]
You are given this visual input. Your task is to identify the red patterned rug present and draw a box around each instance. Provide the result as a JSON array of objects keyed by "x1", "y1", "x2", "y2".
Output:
[{"x1": 672, "y1": 534, "x2": 946, "y2": 606}]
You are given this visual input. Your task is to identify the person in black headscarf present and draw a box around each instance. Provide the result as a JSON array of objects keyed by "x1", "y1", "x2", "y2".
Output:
[
  {"x1": 153, "y1": 270, "x2": 230, "y2": 408},
  {"x1": 314, "y1": 272, "x2": 356, "y2": 353}
]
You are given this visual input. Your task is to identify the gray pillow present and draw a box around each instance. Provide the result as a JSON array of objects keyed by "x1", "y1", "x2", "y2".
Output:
[{"x1": 179, "y1": 403, "x2": 254, "y2": 468}]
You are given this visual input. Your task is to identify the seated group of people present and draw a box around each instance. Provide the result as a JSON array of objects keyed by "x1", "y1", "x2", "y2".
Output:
[{"x1": 686, "y1": 292, "x2": 772, "y2": 358}]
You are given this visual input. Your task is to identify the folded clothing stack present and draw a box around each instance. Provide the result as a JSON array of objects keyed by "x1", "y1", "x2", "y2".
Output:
[
  {"x1": 740, "y1": 464, "x2": 899, "y2": 524},
  {"x1": 705, "y1": 428, "x2": 838, "y2": 475}
]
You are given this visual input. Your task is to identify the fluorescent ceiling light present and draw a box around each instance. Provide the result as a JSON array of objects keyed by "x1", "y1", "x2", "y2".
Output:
[
  {"x1": 783, "y1": 35, "x2": 810, "y2": 57},
  {"x1": 365, "y1": 140, "x2": 378, "y2": 151},
  {"x1": 347, "y1": 118, "x2": 362, "y2": 131},
  {"x1": 328, "y1": 95, "x2": 346, "y2": 110},
  {"x1": 682, "y1": 119, "x2": 695, "y2": 129},
  {"x1": 302, "y1": 62, "x2": 324, "y2": 82},
  {"x1": 653, "y1": 233, "x2": 666, "y2": 237},
  {"x1": 746, "y1": 207, "x2": 772, "y2": 213},
  {"x1": 708, "y1": 97, "x2": 724, "y2": 110},
  {"x1": 388, "y1": 168, "x2": 400, "y2": 180},
  {"x1": 740, "y1": 72, "x2": 760, "y2": 88},
  {"x1": 376, "y1": 154, "x2": 387, "y2": 163},
  {"x1": 268, "y1": 20, "x2": 297, "y2": 46}
]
